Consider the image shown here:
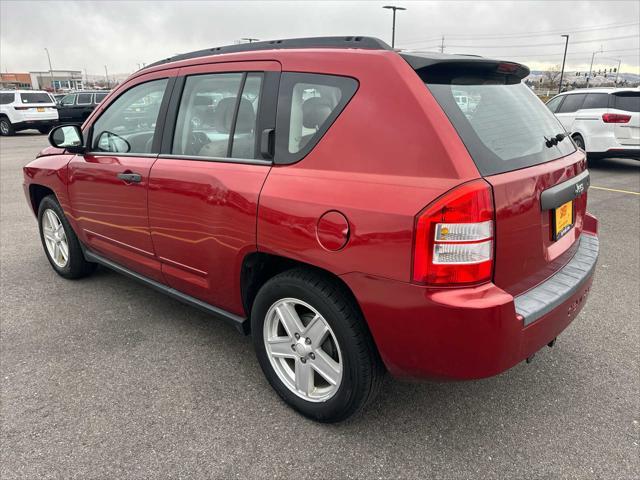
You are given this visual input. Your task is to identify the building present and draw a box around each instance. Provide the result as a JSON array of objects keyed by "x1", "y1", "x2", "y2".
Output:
[
  {"x1": 0, "y1": 73, "x2": 32, "y2": 89},
  {"x1": 29, "y1": 70, "x2": 83, "y2": 91}
]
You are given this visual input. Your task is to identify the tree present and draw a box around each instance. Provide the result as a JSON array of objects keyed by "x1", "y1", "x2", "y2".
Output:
[{"x1": 542, "y1": 65, "x2": 562, "y2": 88}]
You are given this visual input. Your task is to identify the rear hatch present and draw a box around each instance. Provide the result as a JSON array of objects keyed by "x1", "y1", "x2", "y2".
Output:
[
  {"x1": 16, "y1": 92, "x2": 58, "y2": 120},
  {"x1": 408, "y1": 55, "x2": 588, "y2": 296},
  {"x1": 610, "y1": 90, "x2": 640, "y2": 146}
]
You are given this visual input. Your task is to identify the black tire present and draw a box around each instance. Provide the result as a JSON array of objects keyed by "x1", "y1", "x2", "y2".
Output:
[
  {"x1": 251, "y1": 268, "x2": 384, "y2": 422},
  {"x1": 37, "y1": 195, "x2": 96, "y2": 279},
  {"x1": 0, "y1": 117, "x2": 14, "y2": 136},
  {"x1": 37, "y1": 126, "x2": 51, "y2": 134},
  {"x1": 572, "y1": 134, "x2": 585, "y2": 150}
]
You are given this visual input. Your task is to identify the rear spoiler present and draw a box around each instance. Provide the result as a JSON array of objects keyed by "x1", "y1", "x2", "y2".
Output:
[{"x1": 400, "y1": 52, "x2": 530, "y2": 82}]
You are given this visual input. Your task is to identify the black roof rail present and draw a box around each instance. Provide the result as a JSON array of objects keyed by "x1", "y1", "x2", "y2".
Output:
[{"x1": 144, "y1": 36, "x2": 392, "y2": 70}]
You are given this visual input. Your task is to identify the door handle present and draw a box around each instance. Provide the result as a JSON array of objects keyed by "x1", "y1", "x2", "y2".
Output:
[{"x1": 117, "y1": 172, "x2": 142, "y2": 183}]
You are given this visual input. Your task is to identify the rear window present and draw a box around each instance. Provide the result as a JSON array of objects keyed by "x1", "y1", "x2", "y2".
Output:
[
  {"x1": 612, "y1": 92, "x2": 640, "y2": 112},
  {"x1": 19, "y1": 93, "x2": 52, "y2": 104},
  {"x1": 425, "y1": 77, "x2": 575, "y2": 176}
]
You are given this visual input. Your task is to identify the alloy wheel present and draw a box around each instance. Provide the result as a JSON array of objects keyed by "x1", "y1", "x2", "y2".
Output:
[
  {"x1": 42, "y1": 209, "x2": 69, "y2": 268},
  {"x1": 263, "y1": 298, "x2": 343, "y2": 402}
]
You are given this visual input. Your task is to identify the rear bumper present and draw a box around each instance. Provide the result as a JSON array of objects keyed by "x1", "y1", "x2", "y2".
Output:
[
  {"x1": 13, "y1": 119, "x2": 57, "y2": 131},
  {"x1": 592, "y1": 148, "x2": 640, "y2": 160},
  {"x1": 342, "y1": 214, "x2": 599, "y2": 380}
]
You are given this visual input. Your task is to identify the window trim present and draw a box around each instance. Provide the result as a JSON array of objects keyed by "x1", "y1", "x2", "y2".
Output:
[
  {"x1": 274, "y1": 72, "x2": 359, "y2": 165},
  {"x1": 159, "y1": 69, "x2": 278, "y2": 165},
  {"x1": 85, "y1": 76, "x2": 175, "y2": 155}
]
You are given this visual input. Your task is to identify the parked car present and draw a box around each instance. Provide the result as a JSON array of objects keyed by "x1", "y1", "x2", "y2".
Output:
[
  {"x1": 546, "y1": 88, "x2": 640, "y2": 159},
  {"x1": 56, "y1": 91, "x2": 109, "y2": 124},
  {"x1": 0, "y1": 90, "x2": 58, "y2": 135},
  {"x1": 23, "y1": 37, "x2": 599, "y2": 422}
]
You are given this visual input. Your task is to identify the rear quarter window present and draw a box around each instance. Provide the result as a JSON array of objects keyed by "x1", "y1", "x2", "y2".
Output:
[
  {"x1": 275, "y1": 73, "x2": 358, "y2": 164},
  {"x1": 581, "y1": 93, "x2": 610, "y2": 110}
]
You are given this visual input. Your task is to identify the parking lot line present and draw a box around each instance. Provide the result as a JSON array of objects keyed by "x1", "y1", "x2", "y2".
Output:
[{"x1": 590, "y1": 185, "x2": 640, "y2": 196}]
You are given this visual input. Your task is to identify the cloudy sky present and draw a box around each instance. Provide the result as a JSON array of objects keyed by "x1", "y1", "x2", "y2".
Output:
[{"x1": 1, "y1": 0, "x2": 638, "y2": 77}]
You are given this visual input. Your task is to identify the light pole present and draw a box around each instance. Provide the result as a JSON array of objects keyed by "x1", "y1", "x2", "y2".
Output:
[
  {"x1": 558, "y1": 34, "x2": 569, "y2": 94},
  {"x1": 44, "y1": 48, "x2": 55, "y2": 92},
  {"x1": 104, "y1": 65, "x2": 110, "y2": 89},
  {"x1": 382, "y1": 5, "x2": 406, "y2": 49}
]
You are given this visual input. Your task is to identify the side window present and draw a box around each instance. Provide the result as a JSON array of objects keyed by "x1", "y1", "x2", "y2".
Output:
[
  {"x1": 557, "y1": 94, "x2": 586, "y2": 113},
  {"x1": 60, "y1": 94, "x2": 76, "y2": 106},
  {"x1": 91, "y1": 78, "x2": 168, "y2": 154},
  {"x1": 582, "y1": 94, "x2": 609, "y2": 110},
  {"x1": 94, "y1": 93, "x2": 108, "y2": 104},
  {"x1": 275, "y1": 73, "x2": 358, "y2": 164},
  {"x1": 76, "y1": 93, "x2": 93, "y2": 105},
  {"x1": 545, "y1": 95, "x2": 564, "y2": 113},
  {"x1": 0, "y1": 93, "x2": 14, "y2": 105},
  {"x1": 172, "y1": 73, "x2": 244, "y2": 158}
]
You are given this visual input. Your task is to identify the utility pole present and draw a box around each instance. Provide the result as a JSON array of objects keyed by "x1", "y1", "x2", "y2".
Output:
[
  {"x1": 44, "y1": 48, "x2": 55, "y2": 92},
  {"x1": 440, "y1": 35, "x2": 445, "y2": 53},
  {"x1": 615, "y1": 59, "x2": 622, "y2": 84},
  {"x1": 104, "y1": 65, "x2": 109, "y2": 89},
  {"x1": 382, "y1": 5, "x2": 406, "y2": 48},
  {"x1": 558, "y1": 34, "x2": 569, "y2": 94},
  {"x1": 587, "y1": 47, "x2": 603, "y2": 88},
  {"x1": 241, "y1": 37, "x2": 259, "y2": 43}
]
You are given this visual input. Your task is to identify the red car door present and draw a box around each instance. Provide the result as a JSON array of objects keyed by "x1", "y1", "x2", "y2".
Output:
[
  {"x1": 67, "y1": 71, "x2": 177, "y2": 282},
  {"x1": 148, "y1": 61, "x2": 280, "y2": 315}
]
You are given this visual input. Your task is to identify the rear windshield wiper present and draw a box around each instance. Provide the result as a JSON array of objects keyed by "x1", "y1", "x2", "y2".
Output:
[{"x1": 545, "y1": 133, "x2": 566, "y2": 148}]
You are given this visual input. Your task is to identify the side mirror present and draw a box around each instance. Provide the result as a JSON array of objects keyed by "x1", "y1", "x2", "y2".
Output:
[{"x1": 48, "y1": 125, "x2": 85, "y2": 153}]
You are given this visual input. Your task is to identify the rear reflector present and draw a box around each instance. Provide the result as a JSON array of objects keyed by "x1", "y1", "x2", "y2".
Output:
[
  {"x1": 602, "y1": 113, "x2": 631, "y2": 123},
  {"x1": 413, "y1": 179, "x2": 495, "y2": 286}
]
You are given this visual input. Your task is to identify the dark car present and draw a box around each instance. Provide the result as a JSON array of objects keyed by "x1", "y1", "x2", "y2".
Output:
[
  {"x1": 24, "y1": 36, "x2": 598, "y2": 422},
  {"x1": 56, "y1": 91, "x2": 109, "y2": 124}
]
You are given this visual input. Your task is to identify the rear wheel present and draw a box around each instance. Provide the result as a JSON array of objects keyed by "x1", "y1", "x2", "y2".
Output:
[
  {"x1": 37, "y1": 126, "x2": 51, "y2": 134},
  {"x1": 251, "y1": 269, "x2": 384, "y2": 422},
  {"x1": 0, "y1": 117, "x2": 14, "y2": 136},
  {"x1": 38, "y1": 195, "x2": 96, "y2": 279}
]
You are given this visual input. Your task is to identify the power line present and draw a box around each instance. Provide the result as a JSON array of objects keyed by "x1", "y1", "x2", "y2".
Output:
[
  {"x1": 399, "y1": 21, "x2": 639, "y2": 45},
  {"x1": 442, "y1": 34, "x2": 639, "y2": 49}
]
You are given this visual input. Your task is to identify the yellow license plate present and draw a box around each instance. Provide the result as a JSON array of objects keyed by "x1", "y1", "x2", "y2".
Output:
[
  {"x1": 554, "y1": 200, "x2": 574, "y2": 240},
  {"x1": 37, "y1": 107, "x2": 45, "y2": 112}
]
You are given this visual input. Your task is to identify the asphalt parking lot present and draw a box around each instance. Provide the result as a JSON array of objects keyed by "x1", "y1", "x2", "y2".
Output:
[{"x1": 1, "y1": 133, "x2": 638, "y2": 479}]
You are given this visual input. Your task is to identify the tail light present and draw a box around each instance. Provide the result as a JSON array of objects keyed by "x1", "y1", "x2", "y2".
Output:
[
  {"x1": 412, "y1": 179, "x2": 494, "y2": 286},
  {"x1": 602, "y1": 113, "x2": 631, "y2": 123}
]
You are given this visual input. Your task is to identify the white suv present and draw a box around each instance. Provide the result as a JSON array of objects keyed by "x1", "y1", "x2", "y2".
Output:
[
  {"x1": 546, "y1": 88, "x2": 639, "y2": 159},
  {"x1": 0, "y1": 90, "x2": 59, "y2": 136}
]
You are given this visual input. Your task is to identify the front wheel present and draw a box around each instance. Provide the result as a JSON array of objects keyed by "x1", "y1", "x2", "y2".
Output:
[
  {"x1": 38, "y1": 195, "x2": 96, "y2": 279},
  {"x1": 251, "y1": 269, "x2": 384, "y2": 422},
  {"x1": 37, "y1": 126, "x2": 51, "y2": 134},
  {"x1": 572, "y1": 134, "x2": 585, "y2": 150}
]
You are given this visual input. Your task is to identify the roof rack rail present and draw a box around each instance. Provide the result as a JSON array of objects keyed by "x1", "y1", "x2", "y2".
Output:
[{"x1": 144, "y1": 36, "x2": 391, "y2": 70}]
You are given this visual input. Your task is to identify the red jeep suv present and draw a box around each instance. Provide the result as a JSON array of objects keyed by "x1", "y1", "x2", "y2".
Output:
[{"x1": 23, "y1": 37, "x2": 599, "y2": 422}]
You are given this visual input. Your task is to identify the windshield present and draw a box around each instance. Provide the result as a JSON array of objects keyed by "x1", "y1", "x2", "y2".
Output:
[
  {"x1": 19, "y1": 93, "x2": 53, "y2": 104},
  {"x1": 425, "y1": 78, "x2": 575, "y2": 176}
]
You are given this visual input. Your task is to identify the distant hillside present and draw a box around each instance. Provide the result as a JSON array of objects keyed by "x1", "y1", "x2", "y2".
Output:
[{"x1": 527, "y1": 70, "x2": 640, "y2": 87}]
